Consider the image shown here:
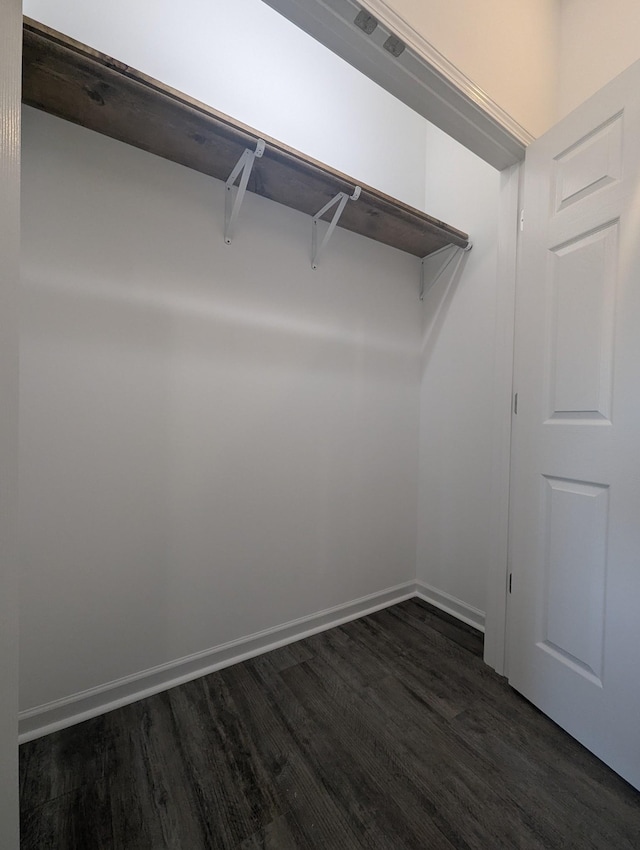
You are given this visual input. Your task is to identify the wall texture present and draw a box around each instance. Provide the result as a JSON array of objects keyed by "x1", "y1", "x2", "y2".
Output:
[
  {"x1": 376, "y1": 0, "x2": 559, "y2": 137},
  {"x1": 558, "y1": 0, "x2": 640, "y2": 119},
  {"x1": 20, "y1": 107, "x2": 421, "y2": 713},
  {"x1": 416, "y1": 124, "x2": 501, "y2": 622},
  {"x1": 23, "y1": 0, "x2": 429, "y2": 210}
]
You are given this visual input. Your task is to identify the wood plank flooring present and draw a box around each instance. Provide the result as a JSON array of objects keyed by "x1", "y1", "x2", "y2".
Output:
[{"x1": 20, "y1": 599, "x2": 640, "y2": 849}]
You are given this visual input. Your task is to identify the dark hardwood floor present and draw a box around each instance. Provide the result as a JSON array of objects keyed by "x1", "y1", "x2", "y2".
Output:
[{"x1": 20, "y1": 599, "x2": 640, "y2": 849}]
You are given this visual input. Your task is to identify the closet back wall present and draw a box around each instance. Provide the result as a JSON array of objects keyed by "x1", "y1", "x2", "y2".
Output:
[
  {"x1": 23, "y1": 0, "x2": 429, "y2": 210},
  {"x1": 20, "y1": 107, "x2": 421, "y2": 717}
]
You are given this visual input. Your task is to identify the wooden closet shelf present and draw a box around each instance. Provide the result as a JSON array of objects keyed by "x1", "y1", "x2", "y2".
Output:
[{"x1": 22, "y1": 18, "x2": 470, "y2": 259}]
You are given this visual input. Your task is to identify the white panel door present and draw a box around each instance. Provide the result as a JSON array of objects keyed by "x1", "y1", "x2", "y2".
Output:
[{"x1": 508, "y1": 60, "x2": 640, "y2": 790}]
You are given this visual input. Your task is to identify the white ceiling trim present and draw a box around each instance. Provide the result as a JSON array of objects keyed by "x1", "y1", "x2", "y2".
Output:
[
  {"x1": 360, "y1": 0, "x2": 535, "y2": 147},
  {"x1": 263, "y1": 0, "x2": 535, "y2": 169}
]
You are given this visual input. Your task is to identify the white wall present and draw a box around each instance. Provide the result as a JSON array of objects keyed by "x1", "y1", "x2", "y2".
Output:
[
  {"x1": 23, "y1": 0, "x2": 429, "y2": 210},
  {"x1": 558, "y1": 0, "x2": 640, "y2": 118},
  {"x1": 372, "y1": 0, "x2": 560, "y2": 137},
  {"x1": 20, "y1": 106, "x2": 421, "y2": 712},
  {"x1": 0, "y1": 0, "x2": 21, "y2": 844},
  {"x1": 20, "y1": 0, "x2": 507, "y2": 722},
  {"x1": 416, "y1": 124, "x2": 501, "y2": 620}
]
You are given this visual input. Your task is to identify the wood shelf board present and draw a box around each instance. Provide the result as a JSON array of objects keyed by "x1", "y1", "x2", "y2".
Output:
[{"x1": 21, "y1": 18, "x2": 469, "y2": 258}]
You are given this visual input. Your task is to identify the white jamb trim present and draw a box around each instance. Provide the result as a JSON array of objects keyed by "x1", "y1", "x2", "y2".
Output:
[{"x1": 19, "y1": 581, "x2": 417, "y2": 742}]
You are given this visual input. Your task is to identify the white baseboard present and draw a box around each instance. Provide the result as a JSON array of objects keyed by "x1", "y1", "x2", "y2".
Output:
[
  {"x1": 20, "y1": 580, "x2": 486, "y2": 742},
  {"x1": 19, "y1": 581, "x2": 416, "y2": 743},
  {"x1": 415, "y1": 581, "x2": 486, "y2": 633}
]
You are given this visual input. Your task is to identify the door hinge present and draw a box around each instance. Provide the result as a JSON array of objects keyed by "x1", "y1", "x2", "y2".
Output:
[
  {"x1": 513, "y1": 392, "x2": 518, "y2": 414},
  {"x1": 509, "y1": 573, "x2": 513, "y2": 594},
  {"x1": 519, "y1": 209, "x2": 525, "y2": 232}
]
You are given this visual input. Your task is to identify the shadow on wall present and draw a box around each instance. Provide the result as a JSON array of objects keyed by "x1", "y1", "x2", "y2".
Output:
[{"x1": 420, "y1": 248, "x2": 469, "y2": 368}]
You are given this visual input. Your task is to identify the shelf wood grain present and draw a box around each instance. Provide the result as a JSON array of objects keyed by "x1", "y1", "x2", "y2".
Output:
[{"x1": 22, "y1": 17, "x2": 469, "y2": 259}]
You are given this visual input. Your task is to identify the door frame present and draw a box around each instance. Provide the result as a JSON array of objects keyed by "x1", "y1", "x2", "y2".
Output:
[
  {"x1": 483, "y1": 162, "x2": 522, "y2": 675},
  {"x1": 0, "y1": 0, "x2": 22, "y2": 845}
]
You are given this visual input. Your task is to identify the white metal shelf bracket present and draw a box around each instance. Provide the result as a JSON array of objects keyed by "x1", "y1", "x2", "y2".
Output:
[
  {"x1": 420, "y1": 240, "x2": 472, "y2": 300},
  {"x1": 225, "y1": 138, "x2": 266, "y2": 244},
  {"x1": 311, "y1": 186, "x2": 361, "y2": 269}
]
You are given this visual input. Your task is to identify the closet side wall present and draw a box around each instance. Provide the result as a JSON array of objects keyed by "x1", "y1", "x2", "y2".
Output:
[
  {"x1": 22, "y1": 0, "x2": 428, "y2": 211},
  {"x1": 19, "y1": 107, "x2": 421, "y2": 718},
  {"x1": 416, "y1": 124, "x2": 501, "y2": 628}
]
